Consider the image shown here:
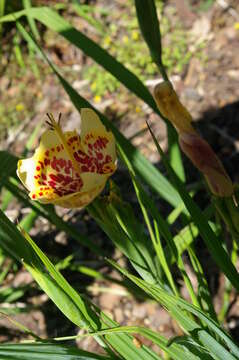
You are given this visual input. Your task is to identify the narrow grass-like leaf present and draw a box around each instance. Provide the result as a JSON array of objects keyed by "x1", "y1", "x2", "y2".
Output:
[
  {"x1": 19, "y1": 210, "x2": 37, "y2": 232},
  {"x1": 0, "y1": 210, "x2": 94, "y2": 329},
  {"x1": 134, "y1": 0, "x2": 167, "y2": 80},
  {"x1": 165, "y1": 222, "x2": 198, "y2": 264},
  {"x1": 20, "y1": 227, "x2": 101, "y2": 330},
  {"x1": 167, "y1": 123, "x2": 185, "y2": 182},
  {"x1": 134, "y1": 0, "x2": 185, "y2": 179},
  {"x1": 0, "y1": 311, "x2": 40, "y2": 339},
  {"x1": 128, "y1": 172, "x2": 178, "y2": 294},
  {"x1": 187, "y1": 245, "x2": 218, "y2": 322},
  {"x1": 1, "y1": 188, "x2": 13, "y2": 211},
  {"x1": 0, "y1": 343, "x2": 114, "y2": 360},
  {"x1": 0, "y1": 151, "x2": 18, "y2": 182},
  {"x1": 0, "y1": 0, "x2": 5, "y2": 19},
  {"x1": 0, "y1": 209, "x2": 36, "y2": 264},
  {"x1": 22, "y1": 0, "x2": 40, "y2": 40},
  {"x1": 118, "y1": 147, "x2": 201, "y2": 306},
  {"x1": 89, "y1": 197, "x2": 159, "y2": 284},
  {"x1": 71, "y1": 2, "x2": 104, "y2": 34}
]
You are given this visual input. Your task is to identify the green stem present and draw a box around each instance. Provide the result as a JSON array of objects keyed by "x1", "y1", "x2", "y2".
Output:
[{"x1": 218, "y1": 239, "x2": 238, "y2": 322}]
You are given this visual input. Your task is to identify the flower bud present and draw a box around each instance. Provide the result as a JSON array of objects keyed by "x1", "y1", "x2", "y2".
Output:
[
  {"x1": 154, "y1": 81, "x2": 194, "y2": 133},
  {"x1": 154, "y1": 81, "x2": 233, "y2": 197}
]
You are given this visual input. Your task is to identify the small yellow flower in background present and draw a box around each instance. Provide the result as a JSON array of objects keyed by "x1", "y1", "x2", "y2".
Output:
[
  {"x1": 17, "y1": 109, "x2": 117, "y2": 208},
  {"x1": 154, "y1": 81, "x2": 233, "y2": 197},
  {"x1": 16, "y1": 103, "x2": 25, "y2": 112},
  {"x1": 131, "y1": 30, "x2": 139, "y2": 41},
  {"x1": 94, "y1": 95, "x2": 101, "y2": 103},
  {"x1": 103, "y1": 35, "x2": 112, "y2": 47},
  {"x1": 234, "y1": 22, "x2": 239, "y2": 30},
  {"x1": 135, "y1": 106, "x2": 141, "y2": 113}
]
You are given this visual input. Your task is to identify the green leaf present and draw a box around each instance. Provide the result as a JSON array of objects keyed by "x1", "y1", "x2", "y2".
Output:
[
  {"x1": 0, "y1": 0, "x2": 5, "y2": 18},
  {"x1": 19, "y1": 210, "x2": 37, "y2": 232},
  {"x1": 0, "y1": 151, "x2": 18, "y2": 183},
  {"x1": 134, "y1": 0, "x2": 184, "y2": 179},
  {"x1": 21, "y1": 226, "x2": 102, "y2": 330},
  {"x1": 0, "y1": 343, "x2": 114, "y2": 360},
  {"x1": 0, "y1": 209, "x2": 35, "y2": 264},
  {"x1": 0, "y1": 209, "x2": 94, "y2": 329},
  {"x1": 89, "y1": 193, "x2": 159, "y2": 284},
  {"x1": 71, "y1": 2, "x2": 104, "y2": 34},
  {"x1": 22, "y1": 0, "x2": 40, "y2": 40},
  {"x1": 134, "y1": 0, "x2": 166, "y2": 77},
  {"x1": 167, "y1": 123, "x2": 185, "y2": 182}
]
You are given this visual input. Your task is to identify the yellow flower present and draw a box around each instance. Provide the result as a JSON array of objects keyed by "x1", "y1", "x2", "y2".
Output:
[
  {"x1": 234, "y1": 22, "x2": 239, "y2": 30},
  {"x1": 17, "y1": 109, "x2": 117, "y2": 208},
  {"x1": 103, "y1": 35, "x2": 112, "y2": 47},
  {"x1": 16, "y1": 103, "x2": 24, "y2": 112},
  {"x1": 131, "y1": 30, "x2": 139, "y2": 41},
  {"x1": 94, "y1": 95, "x2": 101, "y2": 103}
]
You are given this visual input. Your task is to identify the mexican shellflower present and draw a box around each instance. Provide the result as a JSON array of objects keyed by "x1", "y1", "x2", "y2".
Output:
[{"x1": 17, "y1": 109, "x2": 117, "y2": 208}]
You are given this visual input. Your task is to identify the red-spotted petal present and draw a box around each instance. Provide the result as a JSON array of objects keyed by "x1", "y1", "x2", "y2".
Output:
[
  {"x1": 50, "y1": 173, "x2": 108, "y2": 208},
  {"x1": 17, "y1": 129, "x2": 84, "y2": 202},
  {"x1": 79, "y1": 108, "x2": 116, "y2": 175}
]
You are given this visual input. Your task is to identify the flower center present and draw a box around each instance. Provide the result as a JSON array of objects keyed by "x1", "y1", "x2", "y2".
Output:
[{"x1": 46, "y1": 113, "x2": 83, "y2": 177}]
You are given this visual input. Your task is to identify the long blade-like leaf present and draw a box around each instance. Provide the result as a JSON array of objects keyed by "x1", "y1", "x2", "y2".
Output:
[{"x1": 0, "y1": 343, "x2": 115, "y2": 360}]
